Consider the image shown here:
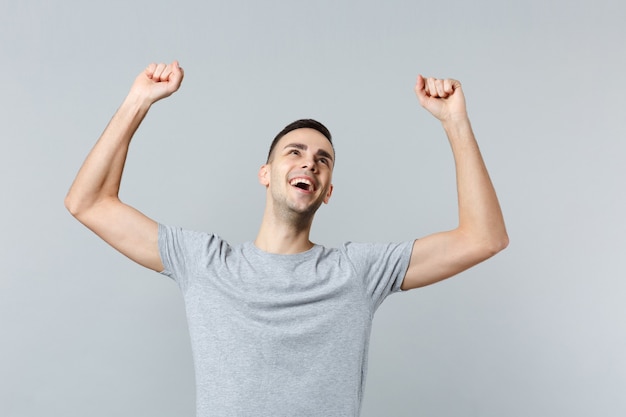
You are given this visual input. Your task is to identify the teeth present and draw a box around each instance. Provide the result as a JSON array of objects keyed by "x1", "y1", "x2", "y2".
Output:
[
  {"x1": 290, "y1": 178, "x2": 312, "y2": 186},
  {"x1": 290, "y1": 178, "x2": 313, "y2": 190}
]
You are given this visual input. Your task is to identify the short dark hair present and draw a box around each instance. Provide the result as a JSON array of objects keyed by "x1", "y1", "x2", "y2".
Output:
[{"x1": 267, "y1": 119, "x2": 333, "y2": 163}]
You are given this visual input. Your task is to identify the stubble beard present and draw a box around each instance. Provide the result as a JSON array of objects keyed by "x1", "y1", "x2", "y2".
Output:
[{"x1": 273, "y1": 191, "x2": 323, "y2": 231}]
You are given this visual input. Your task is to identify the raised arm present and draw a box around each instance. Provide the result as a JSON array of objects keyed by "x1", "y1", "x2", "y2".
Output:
[
  {"x1": 401, "y1": 75, "x2": 508, "y2": 290},
  {"x1": 64, "y1": 61, "x2": 184, "y2": 272}
]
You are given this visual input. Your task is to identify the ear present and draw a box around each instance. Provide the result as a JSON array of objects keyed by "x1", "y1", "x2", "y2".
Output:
[
  {"x1": 258, "y1": 164, "x2": 270, "y2": 186},
  {"x1": 323, "y1": 184, "x2": 334, "y2": 204}
]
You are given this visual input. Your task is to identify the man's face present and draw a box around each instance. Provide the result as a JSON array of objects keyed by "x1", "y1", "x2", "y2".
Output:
[{"x1": 260, "y1": 128, "x2": 335, "y2": 217}]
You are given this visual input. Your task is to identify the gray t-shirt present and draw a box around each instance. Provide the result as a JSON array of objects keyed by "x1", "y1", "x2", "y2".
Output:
[{"x1": 158, "y1": 223, "x2": 413, "y2": 417}]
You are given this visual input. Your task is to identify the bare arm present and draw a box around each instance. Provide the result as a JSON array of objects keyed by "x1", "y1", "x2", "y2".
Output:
[
  {"x1": 64, "y1": 61, "x2": 184, "y2": 272},
  {"x1": 401, "y1": 75, "x2": 508, "y2": 290}
]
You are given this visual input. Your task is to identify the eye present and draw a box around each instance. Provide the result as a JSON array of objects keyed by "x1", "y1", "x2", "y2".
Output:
[
  {"x1": 289, "y1": 149, "x2": 300, "y2": 156},
  {"x1": 318, "y1": 157, "x2": 328, "y2": 165}
]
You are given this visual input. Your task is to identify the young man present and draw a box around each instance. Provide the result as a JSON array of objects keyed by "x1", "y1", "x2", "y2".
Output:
[{"x1": 65, "y1": 61, "x2": 508, "y2": 417}]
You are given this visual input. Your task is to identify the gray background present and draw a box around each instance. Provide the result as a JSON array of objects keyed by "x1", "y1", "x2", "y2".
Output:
[{"x1": 2, "y1": 0, "x2": 625, "y2": 416}]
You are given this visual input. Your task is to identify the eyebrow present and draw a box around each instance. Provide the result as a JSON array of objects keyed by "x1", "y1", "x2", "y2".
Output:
[{"x1": 283, "y1": 143, "x2": 334, "y2": 162}]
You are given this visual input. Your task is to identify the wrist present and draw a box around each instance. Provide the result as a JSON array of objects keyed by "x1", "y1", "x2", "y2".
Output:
[
  {"x1": 441, "y1": 115, "x2": 472, "y2": 134},
  {"x1": 123, "y1": 90, "x2": 153, "y2": 113}
]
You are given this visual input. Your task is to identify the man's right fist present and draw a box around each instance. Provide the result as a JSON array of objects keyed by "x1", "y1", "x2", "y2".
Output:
[{"x1": 130, "y1": 60, "x2": 184, "y2": 105}]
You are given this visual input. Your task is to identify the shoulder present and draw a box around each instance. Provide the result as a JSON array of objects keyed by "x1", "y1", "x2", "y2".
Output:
[
  {"x1": 158, "y1": 223, "x2": 232, "y2": 268},
  {"x1": 312, "y1": 241, "x2": 414, "y2": 277},
  {"x1": 159, "y1": 223, "x2": 226, "y2": 246},
  {"x1": 339, "y1": 240, "x2": 414, "y2": 261}
]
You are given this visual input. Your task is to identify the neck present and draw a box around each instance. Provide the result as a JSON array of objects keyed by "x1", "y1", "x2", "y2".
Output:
[{"x1": 254, "y1": 206, "x2": 315, "y2": 254}]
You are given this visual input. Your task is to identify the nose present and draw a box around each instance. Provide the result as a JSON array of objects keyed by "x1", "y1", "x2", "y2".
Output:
[{"x1": 301, "y1": 156, "x2": 317, "y2": 172}]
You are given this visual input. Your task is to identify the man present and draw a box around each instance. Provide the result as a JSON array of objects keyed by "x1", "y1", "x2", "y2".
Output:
[{"x1": 65, "y1": 61, "x2": 508, "y2": 416}]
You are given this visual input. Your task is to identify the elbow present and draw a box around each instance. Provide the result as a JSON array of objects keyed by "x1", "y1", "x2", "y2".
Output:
[
  {"x1": 65, "y1": 200, "x2": 89, "y2": 221},
  {"x1": 64, "y1": 191, "x2": 94, "y2": 219},
  {"x1": 64, "y1": 193, "x2": 80, "y2": 217},
  {"x1": 64, "y1": 191, "x2": 117, "y2": 222},
  {"x1": 462, "y1": 229, "x2": 508, "y2": 263},
  {"x1": 482, "y1": 231, "x2": 509, "y2": 259},
  {"x1": 499, "y1": 233, "x2": 510, "y2": 252}
]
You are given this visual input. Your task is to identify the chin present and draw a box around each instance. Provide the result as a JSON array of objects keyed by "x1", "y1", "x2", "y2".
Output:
[{"x1": 288, "y1": 202, "x2": 322, "y2": 217}]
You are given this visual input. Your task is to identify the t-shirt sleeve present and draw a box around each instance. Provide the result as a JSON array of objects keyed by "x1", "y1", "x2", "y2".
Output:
[
  {"x1": 158, "y1": 223, "x2": 226, "y2": 293},
  {"x1": 343, "y1": 240, "x2": 415, "y2": 311}
]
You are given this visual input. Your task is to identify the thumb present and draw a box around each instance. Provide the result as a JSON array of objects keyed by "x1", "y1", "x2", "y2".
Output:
[
  {"x1": 415, "y1": 74, "x2": 445, "y2": 110},
  {"x1": 166, "y1": 60, "x2": 184, "y2": 93},
  {"x1": 414, "y1": 74, "x2": 429, "y2": 105}
]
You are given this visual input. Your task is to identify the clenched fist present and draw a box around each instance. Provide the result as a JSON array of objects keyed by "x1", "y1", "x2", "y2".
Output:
[
  {"x1": 129, "y1": 61, "x2": 185, "y2": 105},
  {"x1": 415, "y1": 75, "x2": 467, "y2": 122}
]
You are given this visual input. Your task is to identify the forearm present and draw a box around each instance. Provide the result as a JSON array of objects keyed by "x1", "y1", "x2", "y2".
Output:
[
  {"x1": 443, "y1": 117, "x2": 508, "y2": 253},
  {"x1": 65, "y1": 93, "x2": 151, "y2": 216}
]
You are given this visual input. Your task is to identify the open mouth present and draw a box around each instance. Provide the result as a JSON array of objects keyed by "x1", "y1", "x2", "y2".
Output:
[{"x1": 290, "y1": 178, "x2": 314, "y2": 192}]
